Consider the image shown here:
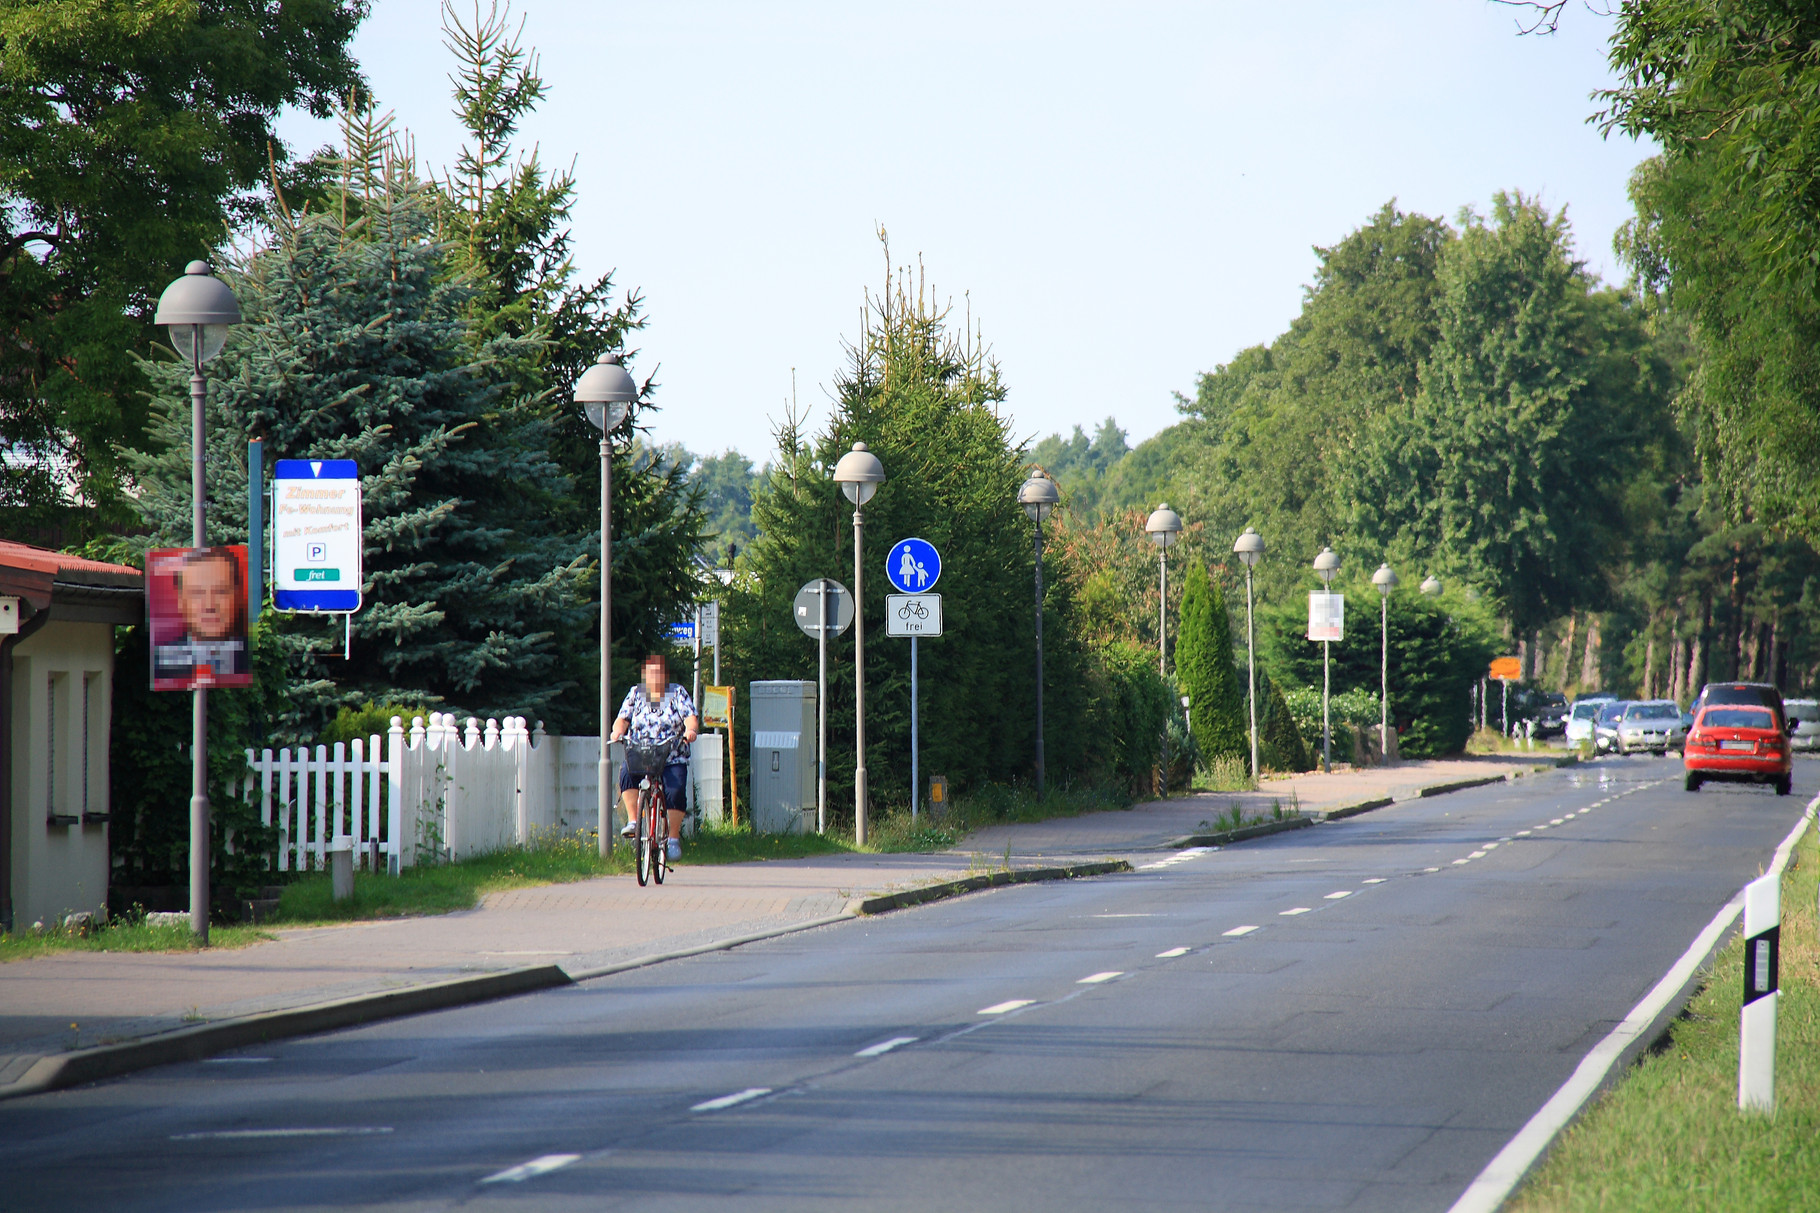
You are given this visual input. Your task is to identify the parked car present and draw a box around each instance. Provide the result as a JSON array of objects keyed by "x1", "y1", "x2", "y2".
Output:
[
  {"x1": 1593, "y1": 700, "x2": 1631, "y2": 753},
  {"x1": 1566, "y1": 695, "x2": 1617, "y2": 746},
  {"x1": 1614, "y1": 700, "x2": 1685, "y2": 754},
  {"x1": 1786, "y1": 698, "x2": 1820, "y2": 753},
  {"x1": 1684, "y1": 702, "x2": 1794, "y2": 795},
  {"x1": 1527, "y1": 691, "x2": 1570, "y2": 738}
]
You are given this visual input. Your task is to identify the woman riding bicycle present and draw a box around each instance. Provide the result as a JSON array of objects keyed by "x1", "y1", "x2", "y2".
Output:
[{"x1": 610, "y1": 654, "x2": 699, "y2": 861}]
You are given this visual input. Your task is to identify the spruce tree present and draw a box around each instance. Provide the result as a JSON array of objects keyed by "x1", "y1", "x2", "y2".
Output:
[
  {"x1": 128, "y1": 112, "x2": 590, "y2": 732},
  {"x1": 1176, "y1": 560, "x2": 1248, "y2": 771}
]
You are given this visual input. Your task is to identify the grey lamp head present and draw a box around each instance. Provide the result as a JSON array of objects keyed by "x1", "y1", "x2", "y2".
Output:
[
  {"x1": 1018, "y1": 470, "x2": 1061, "y2": 523},
  {"x1": 155, "y1": 260, "x2": 241, "y2": 364},
  {"x1": 1145, "y1": 503, "x2": 1182, "y2": 548},
  {"x1": 1313, "y1": 546, "x2": 1340, "y2": 584},
  {"x1": 1233, "y1": 526, "x2": 1264, "y2": 568},
  {"x1": 1372, "y1": 562, "x2": 1399, "y2": 595},
  {"x1": 834, "y1": 441, "x2": 886, "y2": 506},
  {"x1": 574, "y1": 352, "x2": 638, "y2": 433},
  {"x1": 1420, "y1": 574, "x2": 1442, "y2": 596}
]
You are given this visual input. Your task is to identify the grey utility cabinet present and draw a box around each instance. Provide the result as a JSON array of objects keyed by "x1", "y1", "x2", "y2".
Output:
[{"x1": 750, "y1": 680, "x2": 817, "y2": 834}]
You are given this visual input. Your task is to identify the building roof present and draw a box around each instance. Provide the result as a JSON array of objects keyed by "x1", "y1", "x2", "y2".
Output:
[
  {"x1": 0, "y1": 540, "x2": 143, "y2": 585},
  {"x1": 0, "y1": 540, "x2": 143, "y2": 623}
]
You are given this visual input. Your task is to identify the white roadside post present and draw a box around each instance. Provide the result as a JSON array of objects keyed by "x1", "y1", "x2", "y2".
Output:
[
  {"x1": 575, "y1": 353, "x2": 638, "y2": 857},
  {"x1": 1739, "y1": 872, "x2": 1781, "y2": 1112}
]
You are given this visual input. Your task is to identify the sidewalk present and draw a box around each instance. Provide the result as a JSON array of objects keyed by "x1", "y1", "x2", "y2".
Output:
[{"x1": 0, "y1": 752, "x2": 1569, "y2": 1097}]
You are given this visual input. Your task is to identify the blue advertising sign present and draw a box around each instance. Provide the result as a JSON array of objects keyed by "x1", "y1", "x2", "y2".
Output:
[
  {"x1": 885, "y1": 537, "x2": 942, "y2": 594},
  {"x1": 272, "y1": 459, "x2": 362, "y2": 612}
]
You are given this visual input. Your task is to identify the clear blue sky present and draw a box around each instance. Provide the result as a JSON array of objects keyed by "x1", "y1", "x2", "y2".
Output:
[{"x1": 279, "y1": 1, "x2": 1651, "y2": 465}]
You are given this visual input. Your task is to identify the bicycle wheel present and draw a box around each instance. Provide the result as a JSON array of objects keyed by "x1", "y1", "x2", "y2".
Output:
[
  {"x1": 652, "y1": 791, "x2": 668, "y2": 884},
  {"x1": 635, "y1": 787, "x2": 653, "y2": 886}
]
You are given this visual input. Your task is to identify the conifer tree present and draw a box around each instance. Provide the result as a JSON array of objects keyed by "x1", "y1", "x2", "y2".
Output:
[{"x1": 1176, "y1": 560, "x2": 1248, "y2": 771}]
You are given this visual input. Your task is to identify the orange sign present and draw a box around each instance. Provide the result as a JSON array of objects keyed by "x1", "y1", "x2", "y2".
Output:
[{"x1": 1488, "y1": 656, "x2": 1521, "y2": 681}]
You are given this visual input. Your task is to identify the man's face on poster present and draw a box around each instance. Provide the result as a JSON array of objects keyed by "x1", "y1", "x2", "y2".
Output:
[{"x1": 176, "y1": 556, "x2": 237, "y2": 641}]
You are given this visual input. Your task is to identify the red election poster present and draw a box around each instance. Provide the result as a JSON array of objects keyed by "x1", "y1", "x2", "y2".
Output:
[{"x1": 148, "y1": 546, "x2": 253, "y2": 691}]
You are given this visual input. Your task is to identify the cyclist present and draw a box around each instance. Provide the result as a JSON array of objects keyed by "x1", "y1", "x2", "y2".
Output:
[{"x1": 610, "y1": 654, "x2": 699, "y2": 862}]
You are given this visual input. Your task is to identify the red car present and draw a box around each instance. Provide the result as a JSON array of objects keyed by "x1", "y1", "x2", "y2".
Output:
[{"x1": 1684, "y1": 704, "x2": 1794, "y2": 796}]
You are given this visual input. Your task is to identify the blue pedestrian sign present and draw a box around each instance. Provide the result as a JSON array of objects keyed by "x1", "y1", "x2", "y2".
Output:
[
  {"x1": 885, "y1": 537, "x2": 942, "y2": 594},
  {"x1": 667, "y1": 620, "x2": 696, "y2": 643}
]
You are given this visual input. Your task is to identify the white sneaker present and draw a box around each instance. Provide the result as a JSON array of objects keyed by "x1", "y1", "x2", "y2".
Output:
[
  {"x1": 619, "y1": 820, "x2": 637, "y2": 839},
  {"x1": 666, "y1": 838, "x2": 681, "y2": 861}
]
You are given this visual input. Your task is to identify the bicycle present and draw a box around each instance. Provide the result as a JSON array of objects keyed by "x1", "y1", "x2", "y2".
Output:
[{"x1": 624, "y1": 738, "x2": 678, "y2": 886}]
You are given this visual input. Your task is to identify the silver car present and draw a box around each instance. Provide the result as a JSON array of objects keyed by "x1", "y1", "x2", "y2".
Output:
[
  {"x1": 1615, "y1": 700, "x2": 1685, "y2": 755},
  {"x1": 1566, "y1": 697, "x2": 1615, "y2": 745},
  {"x1": 1788, "y1": 698, "x2": 1820, "y2": 753}
]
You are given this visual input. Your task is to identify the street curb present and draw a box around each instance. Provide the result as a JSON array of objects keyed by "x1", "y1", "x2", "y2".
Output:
[
  {"x1": 1169, "y1": 816, "x2": 1315, "y2": 848},
  {"x1": 0, "y1": 964, "x2": 570, "y2": 1104},
  {"x1": 0, "y1": 858, "x2": 1135, "y2": 1102},
  {"x1": 851, "y1": 860, "x2": 1132, "y2": 914},
  {"x1": 1316, "y1": 796, "x2": 1395, "y2": 823}
]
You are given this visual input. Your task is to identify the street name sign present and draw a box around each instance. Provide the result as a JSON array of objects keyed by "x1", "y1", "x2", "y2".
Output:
[
  {"x1": 886, "y1": 593, "x2": 943, "y2": 637},
  {"x1": 273, "y1": 460, "x2": 361, "y2": 612}
]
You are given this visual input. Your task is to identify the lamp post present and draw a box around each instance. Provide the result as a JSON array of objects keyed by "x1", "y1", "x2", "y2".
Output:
[
  {"x1": 575, "y1": 352, "x2": 638, "y2": 856},
  {"x1": 1145, "y1": 503, "x2": 1182, "y2": 677},
  {"x1": 1313, "y1": 546, "x2": 1340, "y2": 772},
  {"x1": 154, "y1": 261, "x2": 242, "y2": 942},
  {"x1": 1020, "y1": 470, "x2": 1061, "y2": 798},
  {"x1": 834, "y1": 442, "x2": 885, "y2": 845},
  {"x1": 1233, "y1": 527, "x2": 1264, "y2": 781},
  {"x1": 1373, "y1": 562, "x2": 1399, "y2": 762},
  {"x1": 1420, "y1": 574, "x2": 1442, "y2": 596}
]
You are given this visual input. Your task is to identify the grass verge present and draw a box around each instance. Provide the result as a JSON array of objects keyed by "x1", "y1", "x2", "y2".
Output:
[
  {"x1": 0, "y1": 918, "x2": 272, "y2": 964},
  {"x1": 862, "y1": 780, "x2": 1133, "y2": 852},
  {"x1": 1506, "y1": 811, "x2": 1820, "y2": 1212}
]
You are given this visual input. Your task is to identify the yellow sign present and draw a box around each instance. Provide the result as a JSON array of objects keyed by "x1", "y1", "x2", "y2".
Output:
[
  {"x1": 702, "y1": 685, "x2": 733, "y2": 728},
  {"x1": 1488, "y1": 656, "x2": 1521, "y2": 681}
]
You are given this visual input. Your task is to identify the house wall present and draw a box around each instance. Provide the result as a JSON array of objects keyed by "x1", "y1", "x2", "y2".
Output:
[{"x1": 9, "y1": 619, "x2": 113, "y2": 927}]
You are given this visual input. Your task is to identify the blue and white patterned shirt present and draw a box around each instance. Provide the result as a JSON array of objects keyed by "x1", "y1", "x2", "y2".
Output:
[{"x1": 617, "y1": 683, "x2": 696, "y2": 765}]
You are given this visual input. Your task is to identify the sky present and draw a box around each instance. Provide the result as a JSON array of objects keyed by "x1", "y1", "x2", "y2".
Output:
[{"x1": 278, "y1": 1, "x2": 1652, "y2": 466}]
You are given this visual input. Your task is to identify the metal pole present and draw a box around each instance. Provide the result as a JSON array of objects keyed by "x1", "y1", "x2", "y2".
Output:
[
  {"x1": 1158, "y1": 549, "x2": 1167, "y2": 676},
  {"x1": 911, "y1": 635, "x2": 919, "y2": 822},
  {"x1": 853, "y1": 508, "x2": 868, "y2": 846},
  {"x1": 1381, "y1": 592, "x2": 1390, "y2": 761},
  {"x1": 693, "y1": 603, "x2": 702, "y2": 708},
  {"x1": 713, "y1": 600, "x2": 721, "y2": 685},
  {"x1": 818, "y1": 580, "x2": 828, "y2": 835},
  {"x1": 597, "y1": 437, "x2": 612, "y2": 857},
  {"x1": 189, "y1": 364, "x2": 210, "y2": 942},
  {"x1": 1322, "y1": 637, "x2": 1331, "y2": 773},
  {"x1": 1034, "y1": 520, "x2": 1047, "y2": 798},
  {"x1": 247, "y1": 440, "x2": 263, "y2": 623},
  {"x1": 1245, "y1": 565, "x2": 1258, "y2": 781}
]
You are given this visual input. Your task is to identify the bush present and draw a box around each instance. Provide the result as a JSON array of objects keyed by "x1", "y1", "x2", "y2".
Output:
[
  {"x1": 320, "y1": 701, "x2": 440, "y2": 748},
  {"x1": 1080, "y1": 640, "x2": 1175, "y2": 795},
  {"x1": 1260, "y1": 674, "x2": 1314, "y2": 772},
  {"x1": 1176, "y1": 561, "x2": 1248, "y2": 769},
  {"x1": 1280, "y1": 685, "x2": 1380, "y2": 757}
]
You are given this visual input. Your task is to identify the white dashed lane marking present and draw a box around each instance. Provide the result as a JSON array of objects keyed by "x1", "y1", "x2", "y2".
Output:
[
  {"x1": 1156, "y1": 947, "x2": 1190, "y2": 958},
  {"x1": 978, "y1": 1000, "x2": 1035, "y2": 1015},
  {"x1": 1324, "y1": 891, "x2": 1352, "y2": 900},
  {"x1": 691, "y1": 1088, "x2": 772, "y2": 1113},
  {"x1": 1363, "y1": 878, "x2": 1386, "y2": 884},
  {"x1": 1280, "y1": 907, "x2": 1312, "y2": 916},
  {"x1": 854, "y1": 1037, "x2": 917, "y2": 1058},
  {"x1": 1222, "y1": 926, "x2": 1259, "y2": 937},
  {"x1": 1078, "y1": 971, "x2": 1123, "y2": 984},
  {"x1": 482, "y1": 1154, "x2": 580, "y2": 1184}
]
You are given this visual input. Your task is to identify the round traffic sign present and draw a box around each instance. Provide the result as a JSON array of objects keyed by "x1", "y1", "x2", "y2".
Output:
[
  {"x1": 885, "y1": 537, "x2": 941, "y2": 594},
  {"x1": 793, "y1": 579, "x2": 853, "y2": 638}
]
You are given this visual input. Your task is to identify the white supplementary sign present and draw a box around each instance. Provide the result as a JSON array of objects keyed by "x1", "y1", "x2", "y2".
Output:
[
  {"x1": 700, "y1": 600, "x2": 719, "y2": 646},
  {"x1": 1308, "y1": 591, "x2": 1343, "y2": 642},
  {"x1": 273, "y1": 460, "x2": 361, "y2": 612},
  {"x1": 886, "y1": 594, "x2": 942, "y2": 638}
]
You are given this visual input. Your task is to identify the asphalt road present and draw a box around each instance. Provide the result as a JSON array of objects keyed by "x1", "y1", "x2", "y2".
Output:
[{"x1": 2, "y1": 756, "x2": 1812, "y2": 1213}]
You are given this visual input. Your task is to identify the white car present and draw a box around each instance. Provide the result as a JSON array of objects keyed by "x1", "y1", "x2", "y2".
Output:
[
  {"x1": 1566, "y1": 697, "x2": 1615, "y2": 745},
  {"x1": 1788, "y1": 698, "x2": 1820, "y2": 753}
]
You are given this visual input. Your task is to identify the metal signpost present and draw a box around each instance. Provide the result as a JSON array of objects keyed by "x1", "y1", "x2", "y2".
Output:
[
  {"x1": 886, "y1": 539, "x2": 943, "y2": 820},
  {"x1": 1489, "y1": 656, "x2": 1521, "y2": 736},
  {"x1": 1307, "y1": 589, "x2": 1343, "y2": 771},
  {"x1": 793, "y1": 578, "x2": 853, "y2": 833},
  {"x1": 273, "y1": 460, "x2": 362, "y2": 658}
]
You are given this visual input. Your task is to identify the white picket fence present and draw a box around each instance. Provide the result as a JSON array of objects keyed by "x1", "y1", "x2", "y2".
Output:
[{"x1": 244, "y1": 713, "x2": 724, "y2": 873}]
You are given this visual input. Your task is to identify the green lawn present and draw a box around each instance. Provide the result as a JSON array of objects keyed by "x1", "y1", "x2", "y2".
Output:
[
  {"x1": 1507, "y1": 814, "x2": 1820, "y2": 1212},
  {"x1": 0, "y1": 918, "x2": 272, "y2": 964}
]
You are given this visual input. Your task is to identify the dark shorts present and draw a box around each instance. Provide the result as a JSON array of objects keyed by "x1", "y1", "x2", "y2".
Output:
[{"x1": 621, "y1": 761, "x2": 688, "y2": 809}]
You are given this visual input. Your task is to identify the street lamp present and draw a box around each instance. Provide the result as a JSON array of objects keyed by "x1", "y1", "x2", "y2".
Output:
[
  {"x1": 1233, "y1": 526, "x2": 1264, "y2": 780},
  {"x1": 834, "y1": 441, "x2": 885, "y2": 844},
  {"x1": 1145, "y1": 503, "x2": 1182, "y2": 677},
  {"x1": 575, "y1": 352, "x2": 638, "y2": 857},
  {"x1": 1372, "y1": 562, "x2": 1399, "y2": 762},
  {"x1": 155, "y1": 260, "x2": 242, "y2": 943},
  {"x1": 1420, "y1": 574, "x2": 1442, "y2": 596},
  {"x1": 1313, "y1": 546, "x2": 1340, "y2": 772},
  {"x1": 1020, "y1": 469, "x2": 1061, "y2": 798}
]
